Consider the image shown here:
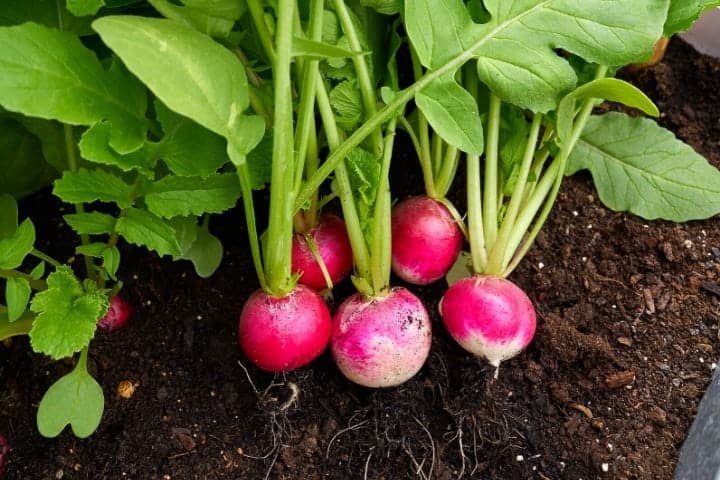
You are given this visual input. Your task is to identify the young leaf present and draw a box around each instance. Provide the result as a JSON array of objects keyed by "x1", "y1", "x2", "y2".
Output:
[
  {"x1": 53, "y1": 168, "x2": 134, "y2": 208},
  {"x1": 67, "y1": 0, "x2": 105, "y2": 17},
  {"x1": 154, "y1": 101, "x2": 229, "y2": 177},
  {"x1": 63, "y1": 212, "x2": 118, "y2": 236},
  {"x1": 173, "y1": 223, "x2": 223, "y2": 278},
  {"x1": 0, "y1": 23, "x2": 147, "y2": 153},
  {"x1": 145, "y1": 173, "x2": 241, "y2": 218},
  {"x1": 0, "y1": 219, "x2": 35, "y2": 270},
  {"x1": 292, "y1": 37, "x2": 362, "y2": 60},
  {"x1": 79, "y1": 122, "x2": 158, "y2": 175},
  {"x1": 415, "y1": 73, "x2": 484, "y2": 154},
  {"x1": 115, "y1": 208, "x2": 182, "y2": 256},
  {"x1": 345, "y1": 148, "x2": 380, "y2": 233},
  {"x1": 76, "y1": 243, "x2": 120, "y2": 279},
  {"x1": 36, "y1": 358, "x2": 104, "y2": 438},
  {"x1": 330, "y1": 81, "x2": 364, "y2": 130},
  {"x1": 665, "y1": 1, "x2": 720, "y2": 36},
  {"x1": 93, "y1": 16, "x2": 261, "y2": 151},
  {"x1": 6, "y1": 277, "x2": 31, "y2": 322},
  {"x1": 405, "y1": 0, "x2": 668, "y2": 112},
  {"x1": 568, "y1": 112, "x2": 720, "y2": 221},
  {"x1": 0, "y1": 194, "x2": 18, "y2": 239},
  {"x1": 30, "y1": 261, "x2": 46, "y2": 280},
  {"x1": 148, "y1": 0, "x2": 244, "y2": 38},
  {"x1": 29, "y1": 266, "x2": 108, "y2": 359}
]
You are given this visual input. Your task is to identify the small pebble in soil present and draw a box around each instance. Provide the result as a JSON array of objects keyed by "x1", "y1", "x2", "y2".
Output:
[
  {"x1": 601, "y1": 463, "x2": 610, "y2": 472},
  {"x1": 515, "y1": 455, "x2": 524, "y2": 462},
  {"x1": 117, "y1": 381, "x2": 136, "y2": 399}
]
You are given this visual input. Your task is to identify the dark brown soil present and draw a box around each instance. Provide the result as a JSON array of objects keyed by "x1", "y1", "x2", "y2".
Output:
[{"x1": 2, "y1": 37, "x2": 720, "y2": 480}]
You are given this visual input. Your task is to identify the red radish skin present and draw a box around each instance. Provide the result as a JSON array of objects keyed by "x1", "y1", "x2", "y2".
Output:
[
  {"x1": 439, "y1": 276, "x2": 536, "y2": 371},
  {"x1": 331, "y1": 287, "x2": 432, "y2": 388},
  {"x1": 391, "y1": 196, "x2": 463, "y2": 285},
  {"x1": 238, "y1": 284, "x2": 332, "y2": 372},
  {"x1": 97, "y1": 295, "x2": 133, "y2": 331},
  {"x1": 292, "y1": 214, "x2": 353, "y2": 291}
]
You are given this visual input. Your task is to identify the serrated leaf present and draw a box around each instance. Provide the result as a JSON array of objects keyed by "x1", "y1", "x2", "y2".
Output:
[
  {"x1": 154, "y1": 101, "x2": 229, "y2": 177},
  {"x1": 415, "y1": 73, "x2": 484, "y2": 154},
  {"x1": 405, "y1": 0, "x2": 668, "y2": 112},
  {"x1": 67, "y1": 0, "x2": 105, "y2": 16},
  {"x1": 345, "y1": 148, "x2": 380, "y2": 233},
  {"x1": 568, "y1": 112, "x2": 720, "y2": 221},
  {"x1": 93, "y1": 16, "x2": 259, "y2": 147},
  {"x1": 64, "y1": 212, "x2": 118, "y2": 235},
  {"x1": 665, "y1": 1, "x2": 720, "y2": 36},
  {"x1": 330, "y1": 81, "x2": 363, "y2": 130},
  {"x1": 53, "y1": 168, "x2": 133, "y2": 208},
  {"x1": 145, "y1": 173, "x2": 240, "y2": 218},
  {"x1": 115, "y1": 208, "x2": 182, "y2": 256},
  {"x1": 0, "y1": 23, "x2": 146, "y2": 153},
  {"x1": 0, "y1": 194, "x2": 18, "y2": 239},
  {"x1": 6, "y1": 277, "x2": 31, "y2": 322},
  {"x1": 37, "y1": 361, "x2": 104, "y2": 438},
  {"x1": 29, "y1": 266, "x2": 108, "y2": 359},
  {"x1": 0, "y1": 219, "x2": 35, "y2": 269},
  {"x1": 79, "y1": 121, "x2": 158, "y2": 175}
]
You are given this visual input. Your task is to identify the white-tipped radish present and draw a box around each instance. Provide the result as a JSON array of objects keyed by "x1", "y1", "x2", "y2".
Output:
[
  {"x1": 238, "y1": 284, "x2": 332, "y2": 372},
  {"x1": 391, "y1": 196, "x2": 463, "y2": 285},
  {"x1": 439, "y1": 275, "x2": 536, "y2": 374},
  {"x1": 331, "y1": 287, "x2": 431, "y2": 387},
  {"x1": 292, "y1": 214, "x2": 353, "y2": 291}
]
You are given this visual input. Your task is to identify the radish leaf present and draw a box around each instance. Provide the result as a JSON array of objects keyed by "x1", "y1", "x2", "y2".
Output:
[
  {"x1": 6, "y1": 277, "x2": 31, "y2": 322},
  {"x1": 665, "y1": 0, "x2": 720, "y2": 36},
  {"x1": 63, "y1": 212, "x2": 117, "y2": 235},
  {"x1": 568, "y1": 112, "x2": 720, "y2": 221},
  {"x1": 54, "y1": 168, "x2": 134, "y2": 208},
  {"x1": 115, "y1": 208, "x2": 182, "y2": 256},
  {"x1": 0, "y1": 219, "x2": 35, "y2": 270},
  {"x1": 145, "y1": 173, "x2": 241, "y2": 218}
]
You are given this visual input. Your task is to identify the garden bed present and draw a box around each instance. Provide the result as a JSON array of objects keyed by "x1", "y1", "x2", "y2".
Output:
[{"x1": 1, "y1": 36, "x2": 719, "y2": 480}]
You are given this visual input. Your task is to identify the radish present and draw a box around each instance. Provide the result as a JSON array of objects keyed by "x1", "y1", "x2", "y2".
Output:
[
  {"x1": 0, "y1": 433, "x2": 7, "y2": 478},
  {"x1": 439, "y1": 275, "x2": 536, "y2": 373},
  {"x1": 97, "y1": 295, "x2": 133, "y2": 331},
  {"x1": 391, "y1": 196, "x2": 463, "y2": 285},
  {"x1": 292, "y1": 213, "x2": 353, "y2": 290},
  {"x1": 331, "y1": 287, "x2": 431, "y2": 387},
  {"x1": 238, "y1": 284, "x2": 331, "y2": 372}
]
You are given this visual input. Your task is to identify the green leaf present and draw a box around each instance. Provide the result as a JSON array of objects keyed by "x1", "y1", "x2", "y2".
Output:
[
  {"x1": 64, "y1": 212, "x2": 118, "y2": 236},
  {"x1": 171, "y1": 219, "x2": 223, "y2": 278},
  {"x1": 415, "y1": 74, "x2": 484, "y2": 154},
  {"x1": 154, "y1": 101, "x2": 229, "y2": 177},
  {"x1": 345, "y1": 148, "x2": 380, "y2": 233},
  {"x1": 76, "y1": 243, "x2": 120, "y2": 280},
  {"x1": 245, "y1": 132, "x2": 273, "y2": 188},
  {"x1": 0, "y1": 0, "x2": 94, "y2": 35},
  {"x1": 79, "y1": 122, "x2": 158, "y2": 175},
  {"x1": 67, "y1": 0, "x2": 105, "y2": 16},
  {"x1": 0, "y1": 194, "x2": 18, "y2": 239},
  {"x1": 93, "y1": 16, "x2": 260, "y2": 145},
  {"x1": 557, "y1": 78, "x2": 659, "y2": 144},
  {"x1": 0, "y1": 118, "x2": 59, "y2": 199},
  {"x1": 360, "y1": 0, "x2": 402, "y2": 15},
  {"x1": 0, "y1": 219, "x2": 35, "y2": 269},
  {"x1": 6, "y1": 277, "x2": 31, "y2": 322},
  {"x1": 148, "y1": 0, "x2": 244, "y2": 38},
  {"x1": 0, "y1": 23, "x2": 147, "y2": 153},
  {"x1": 37, "y1": 359, "x2": 104, "y2": 438},
  {"x1": 18, "y1": 117, "x2": 67, "y2": 173},
  {"x1": 30, "y1": 261, "x2": 46, "y2": 280},
  {"x1": 405, "y1": 0, "x2": 668, "y2": 112},
  {"x1": 568, "y1": 112, "x2": 720, "y2": 221},
  {"x1": 29, "y1": 266, "x2": 108, "y2": 359},
  {"x1": 145, "y1": 173, "x2": 241, "y2": 218},
  {"x1": 115, "y1": 208, "x2": 182, "y2": 256},
  {"x1": 330, "y1": 81, "x2": 363, "y2": 130},
  {"x1": 292, "y1": 37, "x2": 363, "y2": 60},
  {"x1": 53, "y1": 168, "x2": 133, "y2": 208},
  {"x1": 665, "y1": 1, "x2": 720, "y2": 36}
]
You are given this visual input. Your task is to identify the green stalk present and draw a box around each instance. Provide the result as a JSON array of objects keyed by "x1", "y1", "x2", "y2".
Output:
[
  {"x1": 0, "y1": 313, "x2": 34, "y2": 341},
  {"x1": 246, "y1": 0, "x2": 276, "y2": 64},
  {"x1": 466, "y1": 154, "x2": 487, "y2": 273},
  {"x1": 234, "y1": 160, "x2": 267, "y2": 290},
  {"x1": 434, "y1": 145, "x2": 459, "y2": 199},
  {"x1": 331, "y1": 0, "x2": 382, "y2": 158},
  {"x1": 482, "y1": 94, "x2": 501, "y2": 253},
  {"x1": 30, "y1": 249, "x2": 61, "y2": 268},
  {"x1": 484, "y1": 112, "x2": 542, "y2": 275},
  {"x1": 369, "y1": 118, "x2": 397, "y2": 297},
  {"x1": 262, "y1": 0, "x2": 295, "y2": 296},
  {"x1": 0, "y1": 269, "x2": 47, "y2": 290},
  {"x1": 409, "y1": 46, "x2": 436, "y2": 198},
  {"x1": 315, "y1": 75, "x2": 373, "y2": 290},
  {"x1": 503, "y1": 66, "x2": 609, "y2": 276}
]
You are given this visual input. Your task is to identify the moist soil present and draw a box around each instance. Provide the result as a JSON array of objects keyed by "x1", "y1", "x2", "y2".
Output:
[{"x1": 2, "y1": 37, "x2": 720, "y2": 480}]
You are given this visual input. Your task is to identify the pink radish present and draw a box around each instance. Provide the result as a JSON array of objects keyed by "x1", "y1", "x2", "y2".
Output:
[
  {"x1": 331, "y1": 287, "x2": 431, "y2": 387},
  {"x1": 238, "y1": 284, "x2": 332, "y2": 372},
  {"x1": 439, "y1": 275, "x2": 536, "y2": 374},
  {"x1": 391, "y1": 196, "x2": 463, "y2": 285},
  {"x1": 97, "y1": 295, "x2": 133, "y2": 331},
  {"x1": 292, "y1": 214, "x2": 353, "y2": 290}
]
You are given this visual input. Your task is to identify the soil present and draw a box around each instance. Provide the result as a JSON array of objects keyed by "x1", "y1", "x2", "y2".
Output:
[{"x1": 2, "y1": 37, "x2": 720, "y2": 480}]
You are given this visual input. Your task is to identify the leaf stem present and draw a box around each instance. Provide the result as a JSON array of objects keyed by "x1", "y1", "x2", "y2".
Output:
[
  {"x1": 246, "y1": 0, "x2": 276, "y2": 64},
  {"x1": 233, "y1": 158, "x2": 267, "y2": 290},
  {"x1": 482, "y1": 93, "x2": 501, "y2": 254},
  {"x1": 30, "y1": 249, "x2": 61, "y2": 268},
  {"x1": 0, "y1": 269, "x2": 48, "y2": 291},
  {"x1": 0, "y1": 313, "x2": 34, "y2": 341},
  {"x1": 466, "y1": 154, "x2": 486, "y2": 273}
]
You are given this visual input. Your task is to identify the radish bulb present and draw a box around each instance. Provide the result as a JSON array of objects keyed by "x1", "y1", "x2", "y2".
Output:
[
  {"x1": 391, "y1": 196, "x2": 463, "y2": 285},
  {"x1": 238, "y1": 284, "x2": 331, "y2": 372},
  {"x1": 331, "y1": 287, "x2": 431, "y2": 387},
  {"x1": 439, "y1": 275, "x2": 536, "y2": 374},
  {"x1": 292, "y1": 214, "x2": 353, "y2": 291},
  {"x1": 97, "y1": 295, "x2": 133, "y2": 331}
]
